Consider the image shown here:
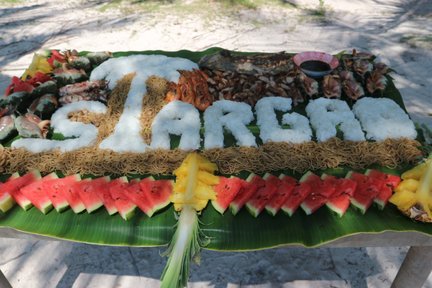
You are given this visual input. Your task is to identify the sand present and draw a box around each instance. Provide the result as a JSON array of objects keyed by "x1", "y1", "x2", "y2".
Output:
[{"x1": 0, "y1": 0, "x2": 431, "y2": 287}]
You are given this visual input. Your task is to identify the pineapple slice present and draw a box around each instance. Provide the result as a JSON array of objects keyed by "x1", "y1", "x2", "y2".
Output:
[
  {"x1": 402, "y1": 162, "x2": 428, "y2": 180},
  {"x1": 389, "y1": 189, "x2": 417, "y2": 212},
  {"x1": 392, "y1": 158, "x2": 432, "y2": 219},
  {"x1": 171, "y1": 153, "x2": 219, "y2": 212},
  {"x1": 195, "y1": 183, "x2": 216, "y2": 201},
  {"x1": 197, "y1": 171, "x2": 220, "y2": 186},
  {"x1": 395, "y1": 179, "x2": 419, "y2": 193}
]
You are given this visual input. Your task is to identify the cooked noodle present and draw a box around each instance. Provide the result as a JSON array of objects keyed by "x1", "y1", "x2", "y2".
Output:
[{"x1": 1, "y1": 138, "x2": 421, "y2": 176}]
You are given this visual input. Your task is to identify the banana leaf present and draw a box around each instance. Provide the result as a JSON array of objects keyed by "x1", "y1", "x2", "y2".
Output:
[{"x1": 1, "y1": 49, "x2": 430, "y2": 250}]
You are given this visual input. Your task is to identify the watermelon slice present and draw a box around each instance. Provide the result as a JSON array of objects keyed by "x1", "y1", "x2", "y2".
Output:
[
  {"x1": 0, "y1": 174, "x2": 18, "y2": 211},
  {"x1": 2, "y1": 170, "x2": 41, "y2": 210},
  {"x1": 109, "y1": 177, "x2": 136, "y2": 220},
  {"x1": 229, "y1": 173, "x2": 265, "y2": 215},
  {"x1": 347, "y1": 171, "x2": 383, "y2": 214},
  {"x1": 301, "y1": 174, "x2": 337, "y2": 215},
  {"x1": 72, "y1": 177, "x2": 109, "y2": 213},
  {"x1": 42, "y1": 174, "x2": 83, "y2": 213},
  {"x1": 92, "y1": 177, "x2": 118, "y2": 215},
  {"x1": 0, "y1": 173, "x2": 20, "y2": 212},
  {"x1": 324, "y1": 174, "x2": 357, "y2": 217},
  {"x1": 265, "y1": 174, "x2": 297, "y2": 216},
  {"x1": 246, "y1": 173, "x2": 280, "y2": 217},
  {"x1": 281, "y1": 171, "x2": 317, "y2": 216},
  {"x1": 365, "y1": 169, "x2": 401, "y2": 209},
  {"x1": 126, "y1": 177, "x2": 172, "y2": 217},
  {"x1": 125, "y1": 177, "x2": 155, "y2": 217},
  {"x1": 139, "y1": 178, "x2": 172, "y2": 214},
  {"x1": 20, "y1": 172, "x2": 57, "y2": 214},
  {"x1": 212, "y1": 176, "x2": 245, "y2": 214}
]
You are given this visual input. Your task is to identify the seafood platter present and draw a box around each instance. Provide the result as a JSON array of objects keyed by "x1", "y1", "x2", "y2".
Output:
[{"x1": 0, "y1": 48, "x2": 431, "y2": 287}]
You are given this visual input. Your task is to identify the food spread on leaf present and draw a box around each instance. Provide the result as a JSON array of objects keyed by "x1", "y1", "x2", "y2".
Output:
[{"x1": 0, "y1": 48, "x2": 430, "y2": 288}]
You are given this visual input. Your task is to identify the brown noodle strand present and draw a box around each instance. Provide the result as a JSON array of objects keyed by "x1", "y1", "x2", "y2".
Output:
[
  {"x1": 140, "y1": 76, "x2": 169, "y2": 143},
  {"x1": 0, "y1": 138, "x2": 420, "y2": 176}
]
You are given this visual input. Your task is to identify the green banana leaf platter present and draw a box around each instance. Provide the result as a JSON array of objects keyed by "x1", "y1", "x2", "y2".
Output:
[{"x1": 1, "y1": 48, "x2": 431, "y2": 250}]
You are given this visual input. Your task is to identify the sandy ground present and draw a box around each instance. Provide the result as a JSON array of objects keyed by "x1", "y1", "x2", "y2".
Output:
[{"x1": 0, "y1": 0, "x2": 431, "y2": 287}]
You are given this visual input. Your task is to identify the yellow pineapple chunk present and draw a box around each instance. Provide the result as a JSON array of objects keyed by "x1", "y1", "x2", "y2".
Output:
[
  {"x1": 171, "y1": 193, "x2": 186, "y2": 204},
  {"x1": 402, "y1": 162, "x2": 427, "y2": 180},
  {"x1": 174, "y1": 203, "x2": 183, "y2": 211},
  {"x1": 389, "y1": 189, "x2": 417, "y2": 211},
  {"x1": 195, "y1": 183, "x2": 216, "y2": 200},
  {"x1": 197, "y1": 171, "x2": 220, "y2": 186},
  {"x1": 198, "y1": 161, "x2": 218, "y2": 173},
  {"x1": 395, "y1": 179, "x2": 419, "y2": 193},
  {"x1": 171, "y1": 153, "x2": 219, "y2": 212},
  {"x1": 190, "y1": 199, "x2": 208, "y2": 211}
]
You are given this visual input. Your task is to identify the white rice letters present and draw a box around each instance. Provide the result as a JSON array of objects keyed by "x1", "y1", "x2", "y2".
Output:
[
  {"x1": 204, "y1": 100, "x2": 257, "y2": 149},
  {"x1": 12, "y1": 101, "x2": 107, "y2": 153},
  {"x1": 90, "y1": 55, "x2": 198, "y2": 152},
  {"x1": 306, "y1": 98, "x2": 365, "y2": 142},
  {"x1": 255, "y1": 97, "x2": 312, "y2": 143},
  {"x1": 151, "y1": 101, "x2": 201, "y2": 150},
  {"x1": 352, "y1": 97, "x2": 417, "y2": 141}
]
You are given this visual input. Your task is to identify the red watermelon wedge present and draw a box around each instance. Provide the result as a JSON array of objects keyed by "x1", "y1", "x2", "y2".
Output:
[
  {"x1": 92, "y1": 177, "x2": 117, "y2": 215},
  {"x1": 301, "y1": 174, "x2": 337, "y2": 215},
  {"x1": 347, "y1": 171, "x2": 383, "y2": 214},
  {"x1": 20, "y1": 172, "x2": 57, "y2": 214},
  {"x1": 246, "y1": 173, "x2": 280, "y2": 217},
  {"x1": 3, "y1": 170, "x2": 41, "y2": 210},
  {"x1": 72, "y1": 177, "x2": 109, "y2": 213},
  {"x1": 212, "y1": 176, "x2": 245, "y2": 214},
  {"x1": 125, "y1": 177, "x2": 155, "y2": 217},
  {"x1": 0, "y1": 173, "x2": 20, "y2": 212},
  {"x1": 325, "y1": 175, "x2": 357, "y2": 217},
  {"x1": 42, "y1": 174, "x2": 83, "y2": 213},
  {"x1": 265, "y1": 174, "x2": 297, "y2": 216},
  {"x1": 365, "y1": 169, "x2": 400, "y2": 209},
  {"x1": 139, "y1": 178, "x2": 172, "y2": 215},
  {"x1": 109, "y1": 177, "x2": 136, "y2": 220},
  {"x1": 229, "y1": 173, "x2": 265, "y2": 215},
  {"x1": 281, "y1": 171, "x2": 317, "y2": 216}
]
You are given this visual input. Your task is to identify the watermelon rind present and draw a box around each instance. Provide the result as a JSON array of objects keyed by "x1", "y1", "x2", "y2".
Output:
[
  {"x1": 120, "y1": 205, "x2": 136, "y2": 221},
  {"x1": 0, "y1": 193, "x2": 15, "y2": 213},
  {"x1": 326, "y1": 201, "x2": 345, "y2": 217},
  {"x1": 326, "y1": 194, "x2": 351, "y2": 217},
  {"x1": 350, "y1": 198, "x2": 368, "y2": 214},
  {"x1": 0, "y1": 173, "x2": 20, "y2": 212},
  {"x1": 245, "y1": 203, "x2": 259, "y2": 218}
]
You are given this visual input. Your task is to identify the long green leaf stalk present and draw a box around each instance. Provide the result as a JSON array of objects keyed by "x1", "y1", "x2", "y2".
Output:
[{"x1": 161, "y1": 206, "x2": 209, "y2": 288}]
